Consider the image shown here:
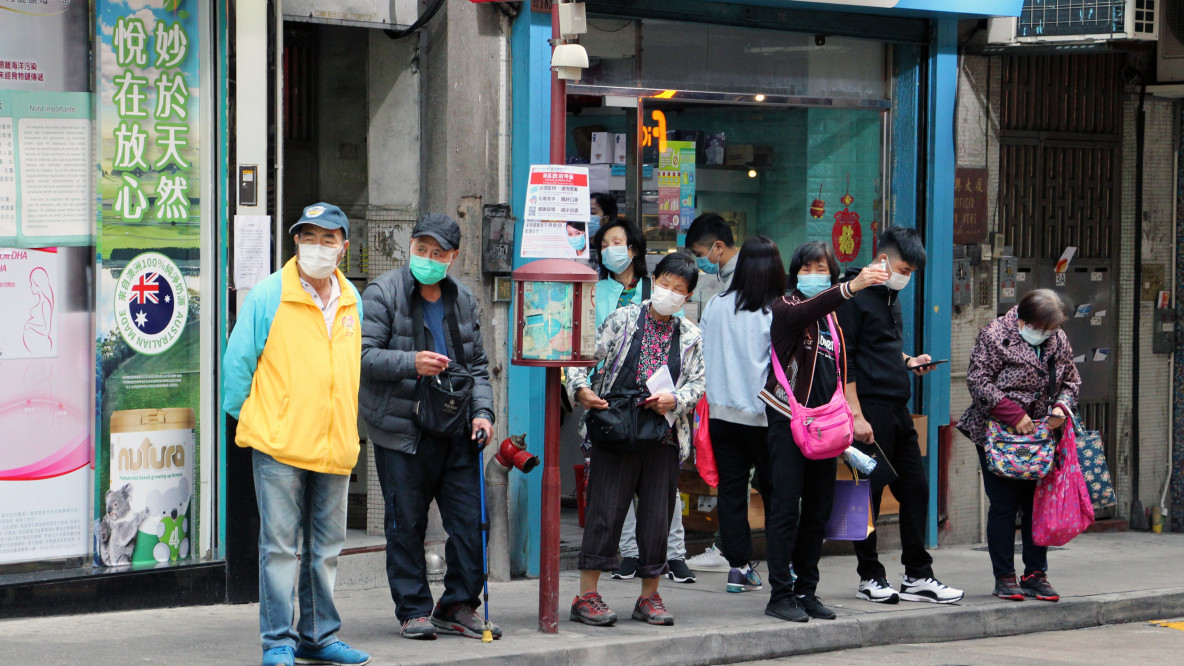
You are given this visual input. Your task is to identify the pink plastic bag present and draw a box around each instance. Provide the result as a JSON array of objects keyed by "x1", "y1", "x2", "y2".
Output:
[
  {"x1": 1032, "y1": 420, "x2": 1094, "y2": 547},
  {"x1": 693, "y1": 396, "x2": 719, "y2": 488}
]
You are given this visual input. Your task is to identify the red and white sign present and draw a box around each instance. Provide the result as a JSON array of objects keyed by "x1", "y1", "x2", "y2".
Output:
[{"x1": 521, "y1": 165, "x2": 591, "y2": 259}]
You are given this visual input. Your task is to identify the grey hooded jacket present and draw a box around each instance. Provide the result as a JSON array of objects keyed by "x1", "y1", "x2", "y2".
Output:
[{"x1": 359, "y1": 266, "x2": 493, "y2": 453}]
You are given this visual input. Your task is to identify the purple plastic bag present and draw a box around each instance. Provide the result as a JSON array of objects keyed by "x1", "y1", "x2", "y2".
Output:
[{"x1": 825, "y1": 479, "x2": 874, "y2": 541}]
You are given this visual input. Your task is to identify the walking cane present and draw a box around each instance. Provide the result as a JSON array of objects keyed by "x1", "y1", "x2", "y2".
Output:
[{"x1": 477, "y1": 429, "x2": 494, "y2": 643}]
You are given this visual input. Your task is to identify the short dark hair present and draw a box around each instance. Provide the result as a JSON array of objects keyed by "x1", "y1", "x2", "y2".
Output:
[
  {"x1": 684, "y1": 213, "x2": 734, "y2": 249},
  {"x1": 654, "y1": 251, "x2": 699, "y2": 294},
  {"x1": 592, "y1": 217, "x2": 648, "y2": 280},
  {"x1": 725, "y1": 236, "x2": 786, "y2": 313},
  {"x1": 787, "y1": 241, "x2": 839, "y2": 292},
  {"x1": 1017, "y1": 289, "x2": 1067, "y2": 330},
  {"x1": 879, "y1": 226, "x2": 927, "y2": 270},
  {"x1": 591, "y1": 192, "x2": 618, "y2": 220}
]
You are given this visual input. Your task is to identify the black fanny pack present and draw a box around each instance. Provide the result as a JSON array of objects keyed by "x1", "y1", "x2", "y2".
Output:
[
  {"x1": 585, "y1": 309, "x2": 681, "y2": 454},
  {"x1": 411, "y1": 286, "x2": 473, "y2": 439},
  {"x1": 415, "y1": 370, "x2": 473, "y2": 439}
]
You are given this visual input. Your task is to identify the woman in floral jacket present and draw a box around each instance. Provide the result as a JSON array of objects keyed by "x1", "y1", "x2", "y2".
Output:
[
  {"x1": 959, "y1": 288, "x2": 1080, "y2": 603},
  {"x1": 566, "y1": 252, "x2": 705, "y2": 628}
]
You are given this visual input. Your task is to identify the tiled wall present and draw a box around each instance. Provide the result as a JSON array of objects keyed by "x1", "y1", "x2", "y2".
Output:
[
  {"x1": 1116, "y1": 97, "x2": 1176, "y2": 518},
  {"x1": 945, "y1": 57, "x2": 1178, "y2": 545}
]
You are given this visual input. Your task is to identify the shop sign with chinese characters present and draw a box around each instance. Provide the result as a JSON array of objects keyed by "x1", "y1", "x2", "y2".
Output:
[{"x1": 953, "y1": 168, "x2": 988, "y2": 244}]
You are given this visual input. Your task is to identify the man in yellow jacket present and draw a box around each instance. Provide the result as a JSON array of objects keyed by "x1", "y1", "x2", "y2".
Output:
[{"x1": 223, "y1": 203, "x2": 370, "y2": 666}]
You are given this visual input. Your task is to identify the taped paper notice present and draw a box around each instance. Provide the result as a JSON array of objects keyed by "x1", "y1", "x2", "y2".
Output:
[
  {"x1": 1093, "y1": 348, "x2": 1109, "y2": 362},
  {"x1": 1074, "y1": 304, "x2": 1093, "y2": 318},
  {"x1": 1055, "y1": 247, "x2": 1077, "y2": 273},
  {"x1": 1072, "y1": 354, "x2": 1087, "y2": 363}
]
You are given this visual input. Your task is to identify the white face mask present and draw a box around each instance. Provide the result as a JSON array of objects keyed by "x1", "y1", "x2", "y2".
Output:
[
  {"x1": 298, "y1": 242, "x2": 342, "y2": 279},
  {"x1": 650, "y1": 285, "x2": 687, "y2": 316},
  {"x1": 1019, "y1": 324, "x2": 1053, "y2": 346},
  {"x1": 885, "y1": 270, "x2": 911, "y2": 291}
]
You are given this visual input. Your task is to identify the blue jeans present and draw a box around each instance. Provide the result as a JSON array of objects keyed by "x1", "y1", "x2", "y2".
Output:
[{"x1": 252, "y1": 449, "x2": 349, "y2": 651}]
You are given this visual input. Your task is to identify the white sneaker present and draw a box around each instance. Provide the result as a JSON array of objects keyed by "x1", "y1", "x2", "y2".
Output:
[
  {"x1": 685, "y1": 544, "x2": 730, "y2": 572},
  {"x1": 899, "y1": 575, "x2": 964, "y2": 604},
  {"x1": 856, "y1": 577, "x2": 900, "y2": 604}
]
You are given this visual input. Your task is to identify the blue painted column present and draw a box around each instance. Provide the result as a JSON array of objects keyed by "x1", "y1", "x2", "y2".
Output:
[
  {"x1": 507, "y1": 9, "x2": 553, "y2": 576},
  {"x1": 920, "y1": 19, "x2": 957, "y2": 547}
]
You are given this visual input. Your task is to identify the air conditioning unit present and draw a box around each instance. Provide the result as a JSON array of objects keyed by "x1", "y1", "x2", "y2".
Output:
[
  {"x1": 1159, "y1": 0, "x2": 1184, "y2": 82},
  {"x1": 988, "y1": 0, "x2": 1157, "y2": 46}
]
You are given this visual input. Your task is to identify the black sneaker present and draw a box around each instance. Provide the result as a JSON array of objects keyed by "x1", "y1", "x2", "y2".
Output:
[
  {"x1": 796, "y1": 594, "x2": 837, "y2": 620},
  {"x1": 764, "y1": 597, "x2": 809, "y2": 623},
  {"x1": 665, "y1": 558, "x2": 696, "y2": 583},
  {"x1": 430, "y1": 602, "x2": 502, "y2": 640},
  {"x1": 993, "y1": 573, "x2": 1025, "y2": 601},
  {"x1": 611, "y1": 556, "x2": 638, "y2": 580},
  {"x1": 1020, "y1": 571, "x2": 1060, "y2": 602}
]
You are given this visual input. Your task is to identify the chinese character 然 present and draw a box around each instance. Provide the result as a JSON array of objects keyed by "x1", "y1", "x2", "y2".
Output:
[
  {"x1": 154, "y1": 123, "x2": 190, "y2": 170},
  {"x1": 154, "y1": 21, "x2": 190, "y2": 68},
  {"x1": 113, "y1": 121, "x2": 149, "y2": 171},
  {"x1": 155, "y1": 174, "x2": 190, "y2": 223},
  {"x1": 113, "y1": 70, "x2": 149, "y2": 119},
  {"x1": 114, "y1": 17, "x2": 149, "y2": 68},
  {"x1": 115, "y1": 173, "x2": 149, "y2": 222},
  {"x1": 153, "y1": 72, "x2": 189, "y2": 120}
]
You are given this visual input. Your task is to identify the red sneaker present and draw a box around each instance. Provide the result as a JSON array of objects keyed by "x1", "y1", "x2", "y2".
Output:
[
  {"x1": 632, "y1": 592, "x2": 674, "y2": 626},
  {"x1": 570, "y1": 591, "x2": 617, "y2": 626}
]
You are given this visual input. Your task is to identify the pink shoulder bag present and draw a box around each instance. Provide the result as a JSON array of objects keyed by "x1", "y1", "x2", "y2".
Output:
[{"x1": 770, "y1": 314, "x2": 854, "y2": 460}]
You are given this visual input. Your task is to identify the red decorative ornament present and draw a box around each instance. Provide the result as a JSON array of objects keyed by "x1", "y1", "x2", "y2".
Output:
[
  {"x1": 831, "y1": 178, "x2": 861, "y2": 263},
  {"x1": 809, "y1": 182, "x2": 825, "y2": 219}
]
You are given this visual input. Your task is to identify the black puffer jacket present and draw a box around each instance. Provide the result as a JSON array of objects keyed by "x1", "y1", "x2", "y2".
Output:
[{"x1": 359, "y1": 267, "x2": 493, "y2": 453}]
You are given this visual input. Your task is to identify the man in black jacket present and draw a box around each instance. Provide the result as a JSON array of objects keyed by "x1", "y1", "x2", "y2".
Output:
[
  {"x1": 359, "y1": 213, "x2": 498, "y2": 641},
  {"x1": 837, "y1": 227, "x2": 963, "y2": 606}
]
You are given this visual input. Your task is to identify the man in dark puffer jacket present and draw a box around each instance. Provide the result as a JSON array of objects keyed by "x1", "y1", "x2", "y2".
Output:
[{"x1": 359, "y1": 213, "x2": 497, "y2": 641}]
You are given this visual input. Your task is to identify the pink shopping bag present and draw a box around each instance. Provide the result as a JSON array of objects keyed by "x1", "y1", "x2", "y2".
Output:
[{"x1": 1032, "y1": 419, "x2": 1094, "y2": 547}]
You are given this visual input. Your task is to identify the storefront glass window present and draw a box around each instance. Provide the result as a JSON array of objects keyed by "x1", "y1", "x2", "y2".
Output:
[
  {"x1": 583, "y1": 19, "x2": 887, "y2": 100},
  {"x1": 0, "y1": 0, "x2": 218, "y2": 580}
]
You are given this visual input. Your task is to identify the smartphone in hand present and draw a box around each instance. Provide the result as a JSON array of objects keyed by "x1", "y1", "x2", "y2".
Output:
[{"x1": 913, "y1": 359, "x2": 948, "y2": 370}]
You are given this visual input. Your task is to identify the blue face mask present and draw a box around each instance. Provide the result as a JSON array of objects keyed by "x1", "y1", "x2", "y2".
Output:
[
  {"x1": 796, "y1": 274, "x2": 831, "y2": 298},
  {"x1": 695, "y1": 243, "x2": 720, "y2": 274},
  {"x1": 568, "y1": 233, "x2": 587, "y2": 251},
  {"x1": 601, "y1": 245, "x2": 632, "y2": 274}
]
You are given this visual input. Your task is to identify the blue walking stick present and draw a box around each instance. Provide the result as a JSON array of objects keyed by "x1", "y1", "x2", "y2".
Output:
[{"x1": 476, "y1": 429, "x2": 493, "y2": 642}]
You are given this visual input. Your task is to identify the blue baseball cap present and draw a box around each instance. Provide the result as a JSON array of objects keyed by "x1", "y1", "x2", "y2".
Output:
[{"x1": 288, "y1": 202, "x2": 349, "y2": 238}]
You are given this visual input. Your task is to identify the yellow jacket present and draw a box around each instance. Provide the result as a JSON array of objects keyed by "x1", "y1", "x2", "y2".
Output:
[{"x1": 222, "y1": 259, "x2": 363, "y2": 475}]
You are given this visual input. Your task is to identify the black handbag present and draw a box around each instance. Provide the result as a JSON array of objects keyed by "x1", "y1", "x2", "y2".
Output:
[
  {"x1": 585, "y1": 309, "x2": 681, "y2": 454},
  {"x1": 411, "y1": 287, "x2": 473, "y2": 439}
]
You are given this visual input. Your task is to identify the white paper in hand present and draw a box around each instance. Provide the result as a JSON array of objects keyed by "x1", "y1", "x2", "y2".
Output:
[{"x1": 645, "y1": 366, "x2": 677, "y2": 425}]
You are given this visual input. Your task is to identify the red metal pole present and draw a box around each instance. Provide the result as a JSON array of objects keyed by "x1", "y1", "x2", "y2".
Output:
[
  {"x1": 538, "y1": 366, "x2": 562, "y2": 633},
  {"x1": 539, "y1": 0, "x2": 566, "y2": 635}
]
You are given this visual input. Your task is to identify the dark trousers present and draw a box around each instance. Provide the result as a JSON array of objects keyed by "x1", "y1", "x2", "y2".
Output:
[
  {"x1": 765, "y1": 408, "x2": 836, "y2": 601},
  {"x1": 373, "y1": 434, "x2": 483, "y2": 622},
  {"x1": 853, "y1": 400, "x2": 934, "y2": 581},
  {"x1": 709, "y1": 418, "x2": 771, "y2": 568},
  {"x1": 579, "y1": 443, "x2": 679, "y2": 579},
  {"x1": 977, "y1": 445, "x2": 1048, "y2": 578}
]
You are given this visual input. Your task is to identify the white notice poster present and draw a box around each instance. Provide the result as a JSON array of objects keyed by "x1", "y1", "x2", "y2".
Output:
[
  {"x1": 234, "y1": 215, "x2": 272, "y2": 289},
  {"x1": 18, "y1": 117, "x2": 91, "y2": 241}
]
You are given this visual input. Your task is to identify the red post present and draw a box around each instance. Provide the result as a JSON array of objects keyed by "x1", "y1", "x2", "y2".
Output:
[
  {"x1": 539, "y1": 1, "x2": 567, "y2": 634},
  {"x1": 538, "y1": 366, "x2": 562, "y2": 632}
]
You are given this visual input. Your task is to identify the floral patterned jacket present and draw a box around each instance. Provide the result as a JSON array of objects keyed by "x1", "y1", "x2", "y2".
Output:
[
  {"x1": 958, "y1": 306, "x2": 1081, "y2": 447},
  {"x1": 567, "y1": 302, "x2": 706, "y2": 461}
]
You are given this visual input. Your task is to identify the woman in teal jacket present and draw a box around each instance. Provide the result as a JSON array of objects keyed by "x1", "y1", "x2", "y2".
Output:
[{"x1": 592, "y1": 217, "x2": 650, "y2": 328}]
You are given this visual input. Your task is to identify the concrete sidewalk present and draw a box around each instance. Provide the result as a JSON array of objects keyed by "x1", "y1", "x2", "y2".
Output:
[{"x1": 5, "y1": 532, "x2": 1183, "y2": 665}]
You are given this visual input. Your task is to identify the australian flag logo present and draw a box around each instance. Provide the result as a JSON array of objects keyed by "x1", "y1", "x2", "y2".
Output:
[{"x1": 127, "y1": 271, "x2": 177, "y2": 336}]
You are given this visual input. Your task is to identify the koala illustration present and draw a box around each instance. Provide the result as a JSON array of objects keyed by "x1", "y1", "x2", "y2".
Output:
[{"x1": 99, "y1": 483, "x2": 149, "y2": 567}]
